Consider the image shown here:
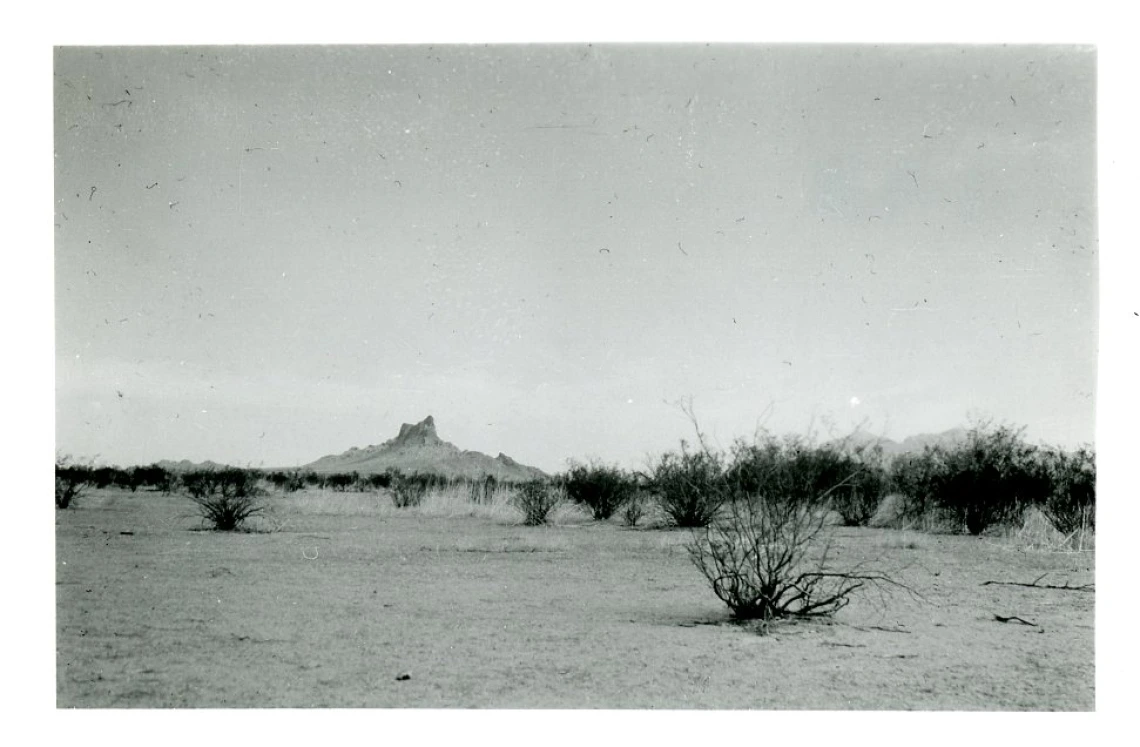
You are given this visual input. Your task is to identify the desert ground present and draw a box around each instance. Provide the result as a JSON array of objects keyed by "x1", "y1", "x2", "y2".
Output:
[{"x1": 56, "y1": 487, "x2": 1094, "y2": 709}]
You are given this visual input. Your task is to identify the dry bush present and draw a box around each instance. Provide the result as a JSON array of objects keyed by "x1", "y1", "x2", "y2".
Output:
[
  {"x1": 688, "y1": 494, "x2": 910, "y2": 623},
  {"x1": 55, "y1": 457, "x2": 91, "y2": 509},
  {"x1": 511, "y1": 481, "x2": 562, "y2": 526},
  {"x1": 1001, "y1": 505, "x2": 1095, "y2": 553}
]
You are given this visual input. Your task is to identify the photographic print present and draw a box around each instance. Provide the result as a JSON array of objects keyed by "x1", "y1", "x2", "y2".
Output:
[{"x1": 54, "y1": 42, "x2": 1096, "y2": 709}]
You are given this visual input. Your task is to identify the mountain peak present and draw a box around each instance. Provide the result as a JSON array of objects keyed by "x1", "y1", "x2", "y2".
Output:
[
  {"x1": 303, "y1": 415, "x2": 547, "y2": 480},
  {"x1": 392, "y1": 415, "x2": 442, "y2": 447}
]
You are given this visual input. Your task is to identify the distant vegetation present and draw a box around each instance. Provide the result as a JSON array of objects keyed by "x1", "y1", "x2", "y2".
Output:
[
  {"x1": 884, "y1": 423, "x2": 1094, "y2": 536},
  {"x1": 56, "y1": 419, "x2": 1094, "y2": 540}
]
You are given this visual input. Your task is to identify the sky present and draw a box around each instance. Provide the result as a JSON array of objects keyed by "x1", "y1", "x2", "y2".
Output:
[{"x1": 54, "y1": 43, "x2": 1098, "y2": 472}]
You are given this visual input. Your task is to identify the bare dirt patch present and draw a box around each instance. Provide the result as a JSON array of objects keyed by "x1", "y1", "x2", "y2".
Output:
[{"x1": 56, "y1": 489, "x2": 1093, "y2": 708}]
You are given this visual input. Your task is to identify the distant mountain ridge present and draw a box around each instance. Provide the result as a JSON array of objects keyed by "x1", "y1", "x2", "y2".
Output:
[
  {"x1": 148, "y1": 425, "x2": 971, "y2": 475},
  {"x1": 302, "y1": 415, "x2": 547, "y2": 481},
  {"x1": 830, "y1": 427, "x2": 970, "y2": 455},
  {"x1": 153, "y1": 458, "x2": 234, "y2": 473}
]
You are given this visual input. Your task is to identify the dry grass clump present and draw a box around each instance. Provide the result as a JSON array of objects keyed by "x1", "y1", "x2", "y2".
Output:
[
  {"x1": 413, "y1": 483, "x2": 520, "y2": 522},
  {"x1": 261, "y1": 481, "x2": 585, "y2": 526},
  {"x1": 275, "y1": 489, "x2": 388, "y2": 516},
  {"x1": 868, "y1": 493, "x2": 960, "y2": 534},
  {"x1": 998, "y1": 505, "x2": 1095, "y2": 554}
]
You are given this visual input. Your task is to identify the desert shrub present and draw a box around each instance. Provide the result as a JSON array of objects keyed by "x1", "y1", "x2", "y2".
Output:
[
  {"x1": 129, "y1": 464, "x2": 175, "y2": 493},
  {"x1": 361, "y1": 472, "x2": 393, "y2": 491},
  {"x1": 286, "y1": 471, "x2": 308, "y2": 492},
  {"x1": 324, "y1": 472, "x2": 357, "y2": 492},
  {"x1": 563, "y1": 461, "x2": 636, "y2": 520},
  {"x1": 688, "y1": 493, "x2": 907, "y2": 623},
  {"x1": 1038, "y1": 446, "x2": 1096, "y2": 535},
  {"x1": 55, "y1": 458, "x2": 91, "y2": 509},
  {"x1": 726, "y1": 435, "x2": 886, "y2": 524},
  {"x1": 391, "y1": 476, "x2": 427, "y2": 508},
  {"x1": 276, "y1": 471, "x2": 307, "y2": 493},
  {"x1": 728, "y1": 436, "x2": 828, "y2": 509},
  {"x1": 86, "y1": 466, "x2": 127, "y2": 490},
  {"x1": 266, "y1": 470, "x2": 306, "y2": 492},
  {"x1": 688, "y1": 497, "x2": 902, "y2": 624},
  {"x1": 827, "y1": 445, "x2": 890, "y2": 526},
  {"x1": 512, "y1": 481, "x2": 561, "y2": 525},
  {"x1": 651, "y1": 445, "x2": 729, "y2": 528},
  {"x1": 183, "y1": 468, "x2": 265, "y2": 531},
  {"x1": 887, "y1": 424, "x2": 1051, "y2": 535},
  {"x1": 885, "y1": 449, "x2": 946, "y2": 525}
]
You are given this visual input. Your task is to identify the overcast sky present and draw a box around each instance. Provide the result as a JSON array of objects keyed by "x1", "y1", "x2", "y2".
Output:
[{"x1": 54, "y1": 44, "x2": 1097, "y2": 472}]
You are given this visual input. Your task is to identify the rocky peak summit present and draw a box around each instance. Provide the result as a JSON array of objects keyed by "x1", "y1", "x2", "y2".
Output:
[{"x1": 392, "y1": 415, "x2": 443, "y2": 447}]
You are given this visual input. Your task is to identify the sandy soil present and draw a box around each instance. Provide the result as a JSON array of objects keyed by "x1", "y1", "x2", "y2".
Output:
[{"x1": 56, "y1": 489, "x2": 1094, "y2": 709}]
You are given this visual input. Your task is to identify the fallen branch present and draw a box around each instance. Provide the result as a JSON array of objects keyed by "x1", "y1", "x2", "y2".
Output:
[
  {"x1": 853, "y1": 625, "x2": 912, "y2": 635},
  {"x1": 993, "y1": 614, "x2": 1038, "y2": 626},
  {"x1": 981, "y1": 573, "x2": 1094, "y2": 593}
]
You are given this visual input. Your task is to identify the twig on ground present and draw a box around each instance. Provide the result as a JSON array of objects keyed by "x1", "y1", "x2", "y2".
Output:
[
  {"x1": 853, "y1": 625, "x2": 912, "y2": 635},
  {"x1": 981, "y1": 573, "x2": 1094, "y2": 592}
]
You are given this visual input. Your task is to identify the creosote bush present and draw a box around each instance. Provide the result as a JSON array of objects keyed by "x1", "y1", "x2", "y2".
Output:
[
  {"x1": 183, "y1": 468, "x2": 265, "y2": 531},
  {"x1": 688, "y1": 493, "x2": 905, "y2": 622},
  {"x1": 512, "y1": 481, "x2": 561, "y2": 525},
  {"x1": 563, "y1": 461, "x2": 636, "y2": 521}
]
